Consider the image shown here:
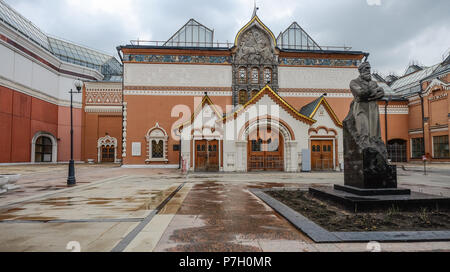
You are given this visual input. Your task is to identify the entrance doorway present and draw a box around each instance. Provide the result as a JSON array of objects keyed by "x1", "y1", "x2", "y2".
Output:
[
  {"x1": 195, "y1": 140, "x2": 219, "y2": 172},
  {"x1": 248, "y1": 127, "x2": 284, "y2": 172},
  {"x1": 311, "y1": 140, "x2": 334, "y2": 171},
  {"x1": 387, "y1": 139, "x2": 407, "y2": 162},
  {"x1": 35, "y1": 136, "x2": 53, "y2": 163},
  {"x1": 101, "y1": 146, "x2": 115, "y2": 163}
]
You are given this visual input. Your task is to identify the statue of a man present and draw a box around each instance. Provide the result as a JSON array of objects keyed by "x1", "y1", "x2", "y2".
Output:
[{"x1": 349, "y1": 62, "x2": 385, "y2": 146}]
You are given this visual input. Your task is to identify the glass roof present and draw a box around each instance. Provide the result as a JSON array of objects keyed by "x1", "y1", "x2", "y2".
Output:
[
  {"x1": 0, "y1": 0, "x2": 121, "y2": 79},
  {"x1": 277, "y1": 22, "x2": 321, "y2": 50},
  {"x1": 164, "y1": 19, "x2": 214, "y2": 47},
  {"x1": 391, "y1": 64, "x2": 439, "y2": 95},
  {"x1": 48, "y1": 37, "x2": 121, "y2": 76},
  {"x1": 0, "y1": 0, "x2": 50, "y2": 51}
]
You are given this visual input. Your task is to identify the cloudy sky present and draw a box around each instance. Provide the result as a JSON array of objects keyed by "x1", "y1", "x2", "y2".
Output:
[{"x1": 4, "y1": 0, "x2": 450, "y2": 76}]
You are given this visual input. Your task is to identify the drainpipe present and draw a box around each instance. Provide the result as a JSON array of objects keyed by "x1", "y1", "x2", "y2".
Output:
[
  {"x1": 419, "y1": 80, "x2": 427, "y2": 175},
  {"x1": 384, "y1": 98, "x2": 388, "y2": 148},
  {"x1": 116, "y1": 46, "x2": 124, "y2": 167},
  {"x1": 179, "y1": 135, "x2": 182, "y2": 170}
]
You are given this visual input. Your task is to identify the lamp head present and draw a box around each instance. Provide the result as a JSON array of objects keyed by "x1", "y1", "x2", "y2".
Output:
[{"x1": 74, "y1": 79, "x2": 83, "y2": 92}]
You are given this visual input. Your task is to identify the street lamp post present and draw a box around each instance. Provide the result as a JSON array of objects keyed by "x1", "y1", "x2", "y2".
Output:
[{"x1": 67, "y1": 79, "x2": 83, "y2": 186}]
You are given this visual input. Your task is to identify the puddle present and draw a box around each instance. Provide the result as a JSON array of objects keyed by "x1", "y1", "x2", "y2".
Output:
[{"x1": 158, "y1": 181, "x2": 310, "y2": 251}]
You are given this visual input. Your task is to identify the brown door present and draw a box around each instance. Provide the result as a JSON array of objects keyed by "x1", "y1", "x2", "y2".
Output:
[
  {"x1": 311, "y1": 140, "x2": 333, "y2": 171},
  {"x1": 248, "y1": 128, "x2": 284, "y2": 172},
  {"x1": 195, "y1": 140, "x2": 219, "y2": 172},
  {"x1": 101, "y1": 146, "x2": 115, "y2": 163}
]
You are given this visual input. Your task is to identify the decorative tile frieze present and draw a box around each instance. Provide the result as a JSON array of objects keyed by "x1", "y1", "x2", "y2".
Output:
[
  {"x1": 85, "y1": 88, "x2": 122, "y2": 105},
  {"x1": 124, "y1": 54, "x2": 232, "y2": 64},
  {"x1": 281, "y1": 58, "x2": 360, "y2": 67}
]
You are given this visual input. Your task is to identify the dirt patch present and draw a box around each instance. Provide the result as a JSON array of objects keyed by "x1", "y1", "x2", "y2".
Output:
[{"x1": 267, "y1": 190, "x2": 450, "y2": 232}]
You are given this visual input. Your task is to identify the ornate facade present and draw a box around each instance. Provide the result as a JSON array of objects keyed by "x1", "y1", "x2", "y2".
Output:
[{"x1": 1, "y1": 2, "x2": 448, "y2": 168}]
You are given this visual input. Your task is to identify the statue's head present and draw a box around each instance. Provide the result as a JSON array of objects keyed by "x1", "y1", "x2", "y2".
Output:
[{"x1": 358, "y1": 62, "x2": 372, "y2": 81}]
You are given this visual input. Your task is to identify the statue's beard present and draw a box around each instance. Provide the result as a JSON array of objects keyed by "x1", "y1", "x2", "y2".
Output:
[{"x1": 361, "y1": 73, "x2": 371, "y2": 81}]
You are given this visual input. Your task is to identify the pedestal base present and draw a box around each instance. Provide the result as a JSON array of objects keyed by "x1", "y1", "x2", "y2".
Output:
[
  {"x1": 334, "y1": 184, "x2": 411, "y2": 196},
  {"x1": 309, "y1": 186, "x2": 450, "y2": 212}
]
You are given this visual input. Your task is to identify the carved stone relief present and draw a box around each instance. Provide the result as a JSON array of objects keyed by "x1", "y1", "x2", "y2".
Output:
[{"x1": 232, "y1": 25, "x2": 279, "y2": 106}]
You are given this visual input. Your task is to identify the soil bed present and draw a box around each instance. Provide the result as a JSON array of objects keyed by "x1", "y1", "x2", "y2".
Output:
[{"x1": 267, "y1": 190, "x2": 450, "y2": 232}]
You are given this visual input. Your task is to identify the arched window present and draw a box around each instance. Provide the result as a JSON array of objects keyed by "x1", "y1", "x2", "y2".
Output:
[
  {"x1": 238, "y1": 90, "x2": 248, "y2": 105},
  {"x1": 251, "y1": 68, "x2": 259, "y2": 84},
  {"x1": 238, "y1": 67, "x2": 247, "y2": 84},
  {"x1": 146, "y1": 123, "x2": 169, "y2": 162},
  {"x1": 251, "y1": 90, "x2": 259, "y2": 98},
  {"x1": 152, "y1": 140, "x2": 164, "y2": 158},
  {"x1": 264, "y1": 68, "x2": 272, "y2": 84}
]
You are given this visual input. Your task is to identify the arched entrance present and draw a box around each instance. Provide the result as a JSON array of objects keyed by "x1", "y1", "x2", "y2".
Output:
[
  {"x1": 387, "y1": 139, "x2": 407, "y2": 162},
  {"x1": 31, "y1": 132, "x2": 58, "y2": 163},
  {"x1": 247, "y1": 127, "x2": 284, "y2": 171}
]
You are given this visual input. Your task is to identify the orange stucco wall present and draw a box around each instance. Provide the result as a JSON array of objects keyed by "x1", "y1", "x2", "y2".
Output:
[
  {"x1": 0, "y1": 85, "x2": 82, "y2": 163},
  {"x1": 123, "y1": 94, "x2": 232, "y2": 165},
  {"x1": 82, "y1": 113, "x2": 123, "y2": 163}
]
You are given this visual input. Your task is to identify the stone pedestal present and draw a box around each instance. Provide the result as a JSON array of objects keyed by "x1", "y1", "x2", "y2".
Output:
[{"x1": 343, "y1": 105, "x2": 397, "y2": 189}]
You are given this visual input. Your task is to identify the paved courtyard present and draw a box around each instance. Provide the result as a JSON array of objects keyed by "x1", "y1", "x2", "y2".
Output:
[{"x1": 0, "y1": 163, "x2": 449, "y2": 252}]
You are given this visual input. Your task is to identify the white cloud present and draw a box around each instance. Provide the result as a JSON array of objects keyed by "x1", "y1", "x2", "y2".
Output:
[{"x1": 367, "y1": 0, "x2": 381, "y2": 6}]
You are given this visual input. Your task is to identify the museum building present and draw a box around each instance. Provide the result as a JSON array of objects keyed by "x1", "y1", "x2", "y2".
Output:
[{"x1": 1, "y1": 1, "x2": 449, "y2": 170}]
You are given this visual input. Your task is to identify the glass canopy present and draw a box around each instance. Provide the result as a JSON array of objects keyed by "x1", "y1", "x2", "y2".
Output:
[
  {"x1": 164, "y1": 19, "x2": 214, "y2": 47},
  {"x1": 0, "y1": 0, "x2": 121, "y2": 79},
  {"x1": 0, "y1": 0, "x2": 50, "y2": 51},
  {"x1": 48, "y1": 37, "x2": 121, "y2": 76},
  {"x1": 391, "y1": 64, "x2": 439, "y2": 95},
  {"x1": 277, "y1": 22, "x2": 321, "y2": 50}
]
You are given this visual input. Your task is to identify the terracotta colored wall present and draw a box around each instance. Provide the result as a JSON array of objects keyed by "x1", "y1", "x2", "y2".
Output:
[
  {"x1": 0, "y1": 85, "x2": 82, "y2": 163},
  {"x1": 57, "y1": 106, "x2": 82, "y2": 162},
  {"x1": 123, "y1": 95, "x2": 232, "y2": 165},
  {"x1": 430, "y1": 93, "x2": 448, "y2": 126},
  {"x1": 409, "y1": 104, "x2": 423, "y2": 130},
  {"x1": 82, "y1": 113, "x2": 122, "y2": 162}
]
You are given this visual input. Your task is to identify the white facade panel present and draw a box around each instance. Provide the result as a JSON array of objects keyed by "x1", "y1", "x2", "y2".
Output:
[
  {"x1": 31, "y1": 62, "x2": 59, "y2": 99},
  {"x1": 279, "y1": 66, "x2": 358, "y2": 89},
  {"x1": 124, "y1": 63, "x2": 232, "y2": 87},
  {"x1": 58, "y1": 76, "x2": 83, "y2": 104},
  {"x1": 13, "y1": 52, "x2": 33, "y2": 87},
  {"x1": 0, "y1": 43, "x2": 14, "y2": 79}
]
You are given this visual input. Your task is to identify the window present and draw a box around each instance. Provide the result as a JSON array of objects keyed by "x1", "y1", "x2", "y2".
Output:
[
  {"x1": 251, "y1": 139, "x2": 263, "y2": 152},
  {"x1": 433, "y1": 136, "x2": 449, "y2": 158},
  {"x1": 264, "y1": 68, "x2": 272, "y2": 84},
  {"x1": 411, "y1": 138, "x2": 424, "y2": 159},
  {"x1": 251, "y1": 68, "x2": 259, "y2": 84},
  {"x1": 146, "y1": 123, "x2": 169, "y2": 162},
  {"x1": 238, "y1": 67, "x2": 247, "y2": 84},
  {"x1": 238, "y1": 90, "x2": 248, "y2": 105},
  {"x1": 387, "y1": 139, "x2": 407, "y2": 162},
  {"x1": 152, "y1": 140, "x2": 164, "y2": 158},
  {"x1": 35, "y1": 136, "x2": 53, "y2": 162}
]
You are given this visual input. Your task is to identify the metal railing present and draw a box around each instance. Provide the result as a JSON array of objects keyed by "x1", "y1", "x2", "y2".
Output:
[
  {"x1": 129, "y1": 40, "x2": 353, "y2": 51},
  {"x1": 277, "y1": 44, "x2": 353, "y2": 51},
  {"x1": 129, "y1": 40, "x2": 233, "y2": 48}
]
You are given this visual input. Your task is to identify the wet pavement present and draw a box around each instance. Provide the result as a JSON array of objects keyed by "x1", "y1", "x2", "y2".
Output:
[{"x1": 0, "y1": 164, "x2": 449, "y2": 252}]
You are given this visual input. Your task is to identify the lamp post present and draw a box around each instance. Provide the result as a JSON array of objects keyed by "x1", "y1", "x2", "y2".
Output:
[{"x1": 67, "y1": 79, "x2": 83, "y2": 186}]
